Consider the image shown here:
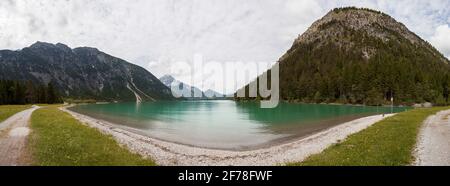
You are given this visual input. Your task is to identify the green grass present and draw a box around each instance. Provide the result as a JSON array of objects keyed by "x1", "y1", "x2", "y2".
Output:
[
  {"x1": 29, "y1": 105, "x2": 156, "y2": 166},
  {"x1": 0, "y1": 105, "x2": 31, "y2": 123},
  {"x1": 289, "y1": 107, "x2": 450, "y2": 166}
]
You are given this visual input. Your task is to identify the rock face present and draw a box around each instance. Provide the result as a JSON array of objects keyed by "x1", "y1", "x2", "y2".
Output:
[
  {"x1": 288, "y1": 7, "x2": 447, "y2": 63},
  {"x1": 237, "y1": 7, "x2": 450, "y2": 106},
  {"x1": 0, "y1": 42, "x2": 173, "y2": 101}
]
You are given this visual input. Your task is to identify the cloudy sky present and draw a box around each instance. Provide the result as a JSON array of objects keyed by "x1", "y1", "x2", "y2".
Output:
[{"x1": 1, "y1": 0, "x2": 449, "y2": 93}]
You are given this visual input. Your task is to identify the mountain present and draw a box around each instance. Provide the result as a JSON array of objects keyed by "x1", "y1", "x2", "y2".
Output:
[
  {"x1": 236, "y1": 7, "x2": 450, "y2": 106},
  {"x1": 0, "y1": 42, "x2": 174, "y2": 102},
  {"x1": 204, "y1": 89, "x2": 224, "y2": 98},
  {"x1": 159, "y1": 75, "x2": 224, "y2": 99},
  {"x1": 159, "y1": 74, "x2": 203, "y2": 98}
]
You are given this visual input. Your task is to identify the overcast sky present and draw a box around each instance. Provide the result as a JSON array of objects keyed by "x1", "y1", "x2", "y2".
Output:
[{"x1": 1, "y1": 0, "x2": 449, "y2": 93}]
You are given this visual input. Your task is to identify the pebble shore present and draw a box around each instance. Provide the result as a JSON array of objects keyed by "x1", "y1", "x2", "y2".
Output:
[{"x1": 61, "y1": 106, "x2": 394, "y2": 166}]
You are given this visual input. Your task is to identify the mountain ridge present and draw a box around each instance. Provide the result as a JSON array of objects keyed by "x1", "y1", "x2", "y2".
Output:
[
  {"x1": 159, "y1": 74, "x2": 224, "y2": 99},
  {"x1": 0, "y1": 41, "x2": 174, "y2": 102}
]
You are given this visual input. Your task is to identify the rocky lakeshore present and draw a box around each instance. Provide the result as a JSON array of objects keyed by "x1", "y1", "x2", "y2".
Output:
[{"x1": 61, "y1": 106, "x2": 394, "y2": 166}]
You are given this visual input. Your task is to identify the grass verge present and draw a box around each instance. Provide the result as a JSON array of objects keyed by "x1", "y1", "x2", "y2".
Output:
[
  {"x1": 0, "y1": 105, "x2": 30, "y2": 123},
  {"x1": 29, "y1": 105, "x2": 155, "y2": 166},
  {"x1": 289, "y1": 107, "x2": 450, "y2": 166}
]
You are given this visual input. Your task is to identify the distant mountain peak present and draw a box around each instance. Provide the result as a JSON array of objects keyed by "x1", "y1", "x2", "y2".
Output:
[
  {"x1": 30, "y1": 41, "x2": 56, "y2": 49},
  {"x1": 159, "y1": 74, "x2": 225, "y2": 99},
  {"x1": 159, "y1": 75, "x2": 176, "y2": 85},
  {"x1": 204, "y1": 89, "x2": 224, "y2": 98},
  {"x1": 29, "y1": 41, "x2": 103, "y2": 54},
  {"x1": 73, "y1": 46, "x2": 100, "y2": 52},
  {"x1": 55, "y1": 43, "x2": 72, "y2": 52}
]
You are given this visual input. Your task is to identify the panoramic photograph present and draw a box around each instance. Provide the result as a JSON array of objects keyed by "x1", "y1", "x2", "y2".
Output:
[{"x1": 1, "y1": 0, "x2": 450, "y2": 184}]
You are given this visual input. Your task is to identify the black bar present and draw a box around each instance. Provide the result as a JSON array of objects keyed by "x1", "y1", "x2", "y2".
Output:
[{"x1": 1, "y1": 166, "x2": 449, "y2": 185}]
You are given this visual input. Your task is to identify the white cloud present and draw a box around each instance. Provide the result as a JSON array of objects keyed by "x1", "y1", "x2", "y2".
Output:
[
  {"x1": 0, "y1": 0, "x2": 449, "y2": 93},
  {"x1": 431, "y1": 25, "x2": 450, "y2": 58}
]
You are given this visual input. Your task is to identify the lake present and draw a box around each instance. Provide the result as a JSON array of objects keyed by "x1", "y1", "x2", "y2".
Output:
[{"x1": 69, "y1": 100, "x2": 408, "y2": 150}]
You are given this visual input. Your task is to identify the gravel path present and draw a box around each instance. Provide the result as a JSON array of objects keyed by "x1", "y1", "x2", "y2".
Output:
[
  {"x1": 63, "y1": 106, "x2": 394, "y2": 166},
  {"x1": 0, "y1": 105, "x2": 39, "y2": 166},
  {"x1": 414, "y1": 109, "x2": 450, "y2": 166}
]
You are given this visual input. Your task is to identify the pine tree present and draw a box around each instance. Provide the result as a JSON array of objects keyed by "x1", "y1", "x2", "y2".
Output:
[
  {"x1": 46, "y1": 82, "x2": 57, "y2": 104},
  {"x1": 0, "y1": 79, "x2": 63, "y2": 105}
]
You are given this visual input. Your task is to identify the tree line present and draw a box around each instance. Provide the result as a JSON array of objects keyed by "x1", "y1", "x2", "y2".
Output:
[
  {"x1": 235, "y1": 19, "x2": 450, "y2": 106},
  {"x1": 0, "y1": 80, "x2": 63, "y2": 105}
]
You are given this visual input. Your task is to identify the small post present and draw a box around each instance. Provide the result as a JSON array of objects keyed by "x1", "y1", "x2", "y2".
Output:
[{"x1": 391, "y1": 95, "x2": 394, "y2": 114}]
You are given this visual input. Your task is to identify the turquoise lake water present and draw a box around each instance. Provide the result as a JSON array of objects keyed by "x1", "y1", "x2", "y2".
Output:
[{"x1": 69, "y1": 100, "x2": 408, "y2": 150}]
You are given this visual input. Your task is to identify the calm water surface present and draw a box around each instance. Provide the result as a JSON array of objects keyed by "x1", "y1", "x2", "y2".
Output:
[{"x1": 69, "y1": 100, "x2": 408, "y2": 150}]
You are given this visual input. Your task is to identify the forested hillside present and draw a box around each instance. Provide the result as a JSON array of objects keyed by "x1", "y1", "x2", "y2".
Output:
[
  {"x1": 236, "y1": 7, "x2": 450, "y2": 106},
  {"x1": 0, "y1": 80, "x2": 62, "y2": 105}
]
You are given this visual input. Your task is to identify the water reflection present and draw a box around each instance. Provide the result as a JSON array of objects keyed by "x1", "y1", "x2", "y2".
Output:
[
  {"x1": 235, "y1": 102, "x2": 407, "y2": 125},
  {"x1": 69, "y1": 100, "x2": 408, "y2": 150}
]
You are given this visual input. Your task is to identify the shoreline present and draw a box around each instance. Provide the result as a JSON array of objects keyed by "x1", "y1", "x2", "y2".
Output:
[
  {"x1": 61, "y1": 105, "x2": 395, "y2": 165},
  {"x1": 67, "y1": 105, "x2": 375, "y2": 151}
]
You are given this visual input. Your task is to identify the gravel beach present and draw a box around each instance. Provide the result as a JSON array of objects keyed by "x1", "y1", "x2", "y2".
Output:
[{"x1": 62, "y1": 106, "x2": 394, "y2": 166}]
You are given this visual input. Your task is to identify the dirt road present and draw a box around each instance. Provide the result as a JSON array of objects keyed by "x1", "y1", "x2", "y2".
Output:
[
  {"x1": 415, "y1": 109, "x2": 450, "y2": 166},
  {"x1": 0, "y1": 106, "x2": 39, "y2": 166}
]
